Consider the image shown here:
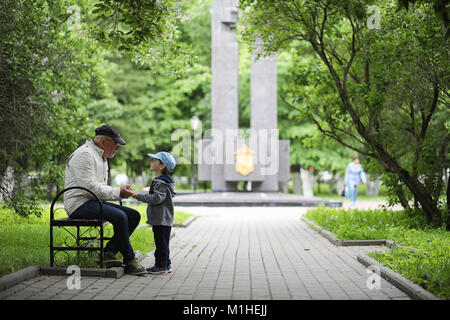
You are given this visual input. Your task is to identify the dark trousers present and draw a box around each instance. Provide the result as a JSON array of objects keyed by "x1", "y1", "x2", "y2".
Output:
[
  {"x1": 70, "y1": 201, "x2": 141, "y2": 264},
  {"x1": 152, "y1": 225, "x2": 172, "y2": 269}
]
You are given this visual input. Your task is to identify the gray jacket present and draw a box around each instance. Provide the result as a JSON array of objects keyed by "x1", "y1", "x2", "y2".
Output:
[{"x1": 136, "y1": 175, "x2": 176, "y2": 227}]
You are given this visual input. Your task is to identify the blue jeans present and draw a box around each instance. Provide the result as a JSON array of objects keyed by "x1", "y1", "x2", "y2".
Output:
[
  {"x1": 70, "y1": 201, "x2": 141, "y2": 264},
  {"x1": 152, "y1": 225, "x2": 171, "y2": 269},
  {"x1": 348, "y1": 184, "x2": 358, "y2": 203}
]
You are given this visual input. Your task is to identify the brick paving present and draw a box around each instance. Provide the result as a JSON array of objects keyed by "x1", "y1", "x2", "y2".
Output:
[{"x1": 0, "y1": 201, "x2": 410, "y2": 300}]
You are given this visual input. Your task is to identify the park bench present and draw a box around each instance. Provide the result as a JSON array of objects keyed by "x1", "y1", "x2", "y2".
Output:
[{"x1": 50, "y1": 186, "x2": 117, "y2": 268}]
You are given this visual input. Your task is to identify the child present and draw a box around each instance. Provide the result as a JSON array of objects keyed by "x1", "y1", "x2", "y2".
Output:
[{"x1": 131, "y1": 152, "x2": 176, "y2": 274}]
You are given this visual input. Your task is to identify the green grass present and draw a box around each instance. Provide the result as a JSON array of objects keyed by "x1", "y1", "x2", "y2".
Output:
[
  {"x1": 304, "y1": 206, "x2": 429, "y2": 240},
  {"x1": 305, "y1": 206, "x2": 450, "y2": 299},
  {"x1": 0, "y1": 204, "x2": 192, "y2": 277}
]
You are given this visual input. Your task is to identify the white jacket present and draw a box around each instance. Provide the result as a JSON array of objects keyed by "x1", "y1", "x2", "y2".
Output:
[{"x1": 63, "y1": 139, "x2": 120, "y2": 216}]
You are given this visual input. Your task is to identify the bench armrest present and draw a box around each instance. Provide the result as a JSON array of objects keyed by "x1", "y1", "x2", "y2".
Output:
[{"x1": 50, "y1": 186, "x2": 104, "y2": 221}]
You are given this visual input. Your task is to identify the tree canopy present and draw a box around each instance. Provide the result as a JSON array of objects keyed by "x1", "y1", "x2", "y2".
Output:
[
  {"x1": 1, "y1": 0, "x2": 448, "y2": 225},
  {"x1": 0, "y1": 0, "x2": 187, "y2": 215},
  {"x1": 240, "y1": 0, "x2": 449, "y2": 225}
]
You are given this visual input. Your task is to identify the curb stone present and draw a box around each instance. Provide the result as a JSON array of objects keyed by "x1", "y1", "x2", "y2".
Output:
[
  {"x1": 357, "y1": 253, "x2": 440, "y2": 300},
  {"x1": 173, "y1": 215, "x2": 197, "y2": 228},
  {"x1": 136, "y1": 215, "x2": 197, "y2": 230},
  {"x1": 302, "y1": 216, "x2": 425, "y2": 250},
  {"x1": 302, "y1": 216, "x2": 441, "y2": 300},
  {"x1": 0, "y1": 265, "x2": 40, "y2": 291},
  {"x1": 302, "y1": 216, "x2": 385, "y2": 246},
  {"x1": 0, "y1": 266, "x2": 124, "y2": 293},
  {"x1": 40, "y1": 266, "x2": 124, "y2": 278},
  {"x1": 0, "y1": 223, "x2": 182, "y2": 293},
  {"x1": 0, "y1": 249, "x2": 147, "y2": 293}
]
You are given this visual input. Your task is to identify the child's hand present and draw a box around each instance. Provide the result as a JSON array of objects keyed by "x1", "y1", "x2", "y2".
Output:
[{"x1": 120, "y1": 185, "x2": 134, "y2": 198}]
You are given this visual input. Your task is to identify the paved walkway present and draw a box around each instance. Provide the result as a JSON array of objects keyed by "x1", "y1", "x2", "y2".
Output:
[{"x1": 0, "y1": 200, "x2": 410, "y2": 300}]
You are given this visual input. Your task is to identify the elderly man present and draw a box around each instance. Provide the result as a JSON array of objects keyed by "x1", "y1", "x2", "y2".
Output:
[{"x1": 64, "y1": 124, "x2": 146, "y2": 275}]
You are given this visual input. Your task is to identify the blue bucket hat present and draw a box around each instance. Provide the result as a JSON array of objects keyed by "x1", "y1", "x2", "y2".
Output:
[{"x1": 147, "y1": 152, "x2": 176, "y2": 172}]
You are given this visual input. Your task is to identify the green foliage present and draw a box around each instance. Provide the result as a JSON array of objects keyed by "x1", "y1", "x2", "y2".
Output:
[
  {"x1": 86, "y1": 0, "x2": 213, "y2": 178},
  {"x1": 305, "y1": 206, "x2": 450, "y2": 298},
  {"x1": 305, "y1": 206, "x2": 429, "y2": 239},
  {"x1": 277, "y1": 49, "x2": 353, "y2": 172},
  {"x1": 240, "y1": 0, "x2": 449, "y2": 222},
  {"x1": 398, "y1": 0, "x2": 449, "y2": 38},
  {"x1": 369, "y1": 246, "x2": 450, "y2": 299},
  {"x1": 0, "y1": 0, "x2": 187, "y2": 215},
  {"x1": 0, "y1": 0, "x2": 105, "y2": 215},
  {"x1": 87, "y1": 0, "x2": 194, "y2": 76}
]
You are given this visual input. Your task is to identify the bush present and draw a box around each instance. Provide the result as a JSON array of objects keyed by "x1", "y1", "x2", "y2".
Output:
[
  {"x1": 305, "y1": 206, "x2": 450, "y2": 299},
  {"x1": 304, "y1": 206, "x2": 427, "y2": 240}
]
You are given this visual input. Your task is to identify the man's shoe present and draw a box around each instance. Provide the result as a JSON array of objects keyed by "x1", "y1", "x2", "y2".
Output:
[
  {"x1": 146, "y1": 266, "x2": 168, "y2": 275},
  {"x1": 166, "y1": 265, "x2": 172, "y2": 273},
  {"x1": 124, "y1": 258, "x2": 147, "y2": 275},
  {"x1": 97, "y1": 251, "x2": 122, "y2": 268}
]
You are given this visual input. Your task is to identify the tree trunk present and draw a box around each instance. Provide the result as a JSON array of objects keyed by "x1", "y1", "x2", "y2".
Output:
[
  {"x1": 447, "y1": 173, "x2": 449, "y2": 226},
  {"x1": 396, "y1": 167, "x2": 437, "y2": 223},
  {"x1": 365, "y1": 174, "x2": 381, "y2": 196},
  {"x1": 328, "y1": 170, "x2": 337, "y2": 195},
  {"x1": 300, "y1": 167, "x2": 314, "y2": 197},
  {"x1": 279, "y1": 181, "x2": 289, "y2": 194},
  {"x1": 46, "y1": 183, "x2": 53, "y2": 201},
  {"x1": 292, "y1": 171, "x2": 302, "y2": 195},
  {"x1": 336, "y1": 174, "x2": 345, "y2": 196},
  {"x1": 291, "y1": 165, "x2": 302, "y2": 195},
  {"x1": 0, "y1": 166, "x2": 15, "y2": 201},
  {"x1": 396, "y1": 188, "x2": 410, "y2": 212},
  {"x1": 310, "y1": 29, "x2": 439, "y2": 224}
]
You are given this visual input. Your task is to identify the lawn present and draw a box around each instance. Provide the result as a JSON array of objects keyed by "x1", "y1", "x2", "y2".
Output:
[
  {"x1": 0, "y1": 203, "x2": 192, "y2": 277},
  {"x1": 305, "y1": 206, "x2": 450, "y2": 299}
]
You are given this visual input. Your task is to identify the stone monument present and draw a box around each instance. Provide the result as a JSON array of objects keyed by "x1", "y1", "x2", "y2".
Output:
[{"x1": 197, "y1": 0, "x2": 290, "y2": 192}]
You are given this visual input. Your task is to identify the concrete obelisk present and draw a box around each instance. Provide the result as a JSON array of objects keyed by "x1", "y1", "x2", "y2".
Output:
[
  {"x1": 198, "y1": 0, "x2": 290, "y2": 192},
  {"x1": 211, "y1": 0, "x2": 239, "y2": 191},
  {"x1": 250, "y1": 37, "x2": 279, "y2": 192}
]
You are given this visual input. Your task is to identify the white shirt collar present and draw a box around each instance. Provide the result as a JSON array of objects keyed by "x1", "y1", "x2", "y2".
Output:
[{"x1": 86, "y1": 139, "x2": 105, "y2": 158}]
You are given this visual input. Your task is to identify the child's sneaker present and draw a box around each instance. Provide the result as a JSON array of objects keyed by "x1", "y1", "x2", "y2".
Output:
[
  {"x1": 146, "y1": 266, "x2": 168, "y2": 275},
  {"x1": 166, "y1": 265, "x2": 172, "y2": 273}
]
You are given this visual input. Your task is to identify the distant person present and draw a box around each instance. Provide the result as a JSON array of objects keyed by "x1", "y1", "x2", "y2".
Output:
[
  {"x1": 130, "y1": 152, "x2": 176, "y2": 275},
  {"x1": 64, "y1": 124, "x2": 146, "y2": 275},
  {"x1": 344, "y1": 155, "x2": 366, "y2": 205}
]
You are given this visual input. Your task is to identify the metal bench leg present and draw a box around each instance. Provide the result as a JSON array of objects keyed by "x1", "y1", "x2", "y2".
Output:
[
  {"x1": 76, "y1": 226, "x2": 80, "y2": 260},
  {"x1": 99, "y1": 225, "x2": 104, "y2": 268},
  {"x1": 50, "y1": 223, "x2": 54, "y2": 267}
]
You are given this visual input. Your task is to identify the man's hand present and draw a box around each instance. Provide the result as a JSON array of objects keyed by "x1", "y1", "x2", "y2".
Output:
[{"x1": 120, "y1": 185, "x2": 134, "y2": 198}]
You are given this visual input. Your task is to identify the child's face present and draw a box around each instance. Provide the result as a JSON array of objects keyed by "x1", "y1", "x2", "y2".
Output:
[{"x1": 150, "y1": 158, "x2": 165, "y2": 174}]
